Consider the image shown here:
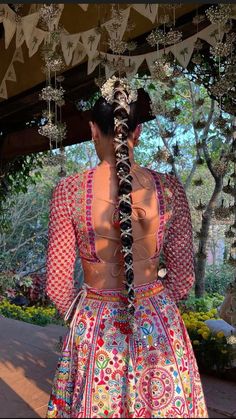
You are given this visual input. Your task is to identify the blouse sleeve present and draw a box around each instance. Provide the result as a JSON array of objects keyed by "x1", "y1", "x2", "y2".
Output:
[
  {"x1": 162, "y1": 174, "x2": 195, "y2": 302},
  {"x1": 45, "y1": 178, "x2": 77, "y2": 317}
]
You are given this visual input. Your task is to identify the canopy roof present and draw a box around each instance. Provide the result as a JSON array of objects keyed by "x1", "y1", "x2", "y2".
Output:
[{"x1": 0, "y1": 3, "x2": 236, "y2": 162}]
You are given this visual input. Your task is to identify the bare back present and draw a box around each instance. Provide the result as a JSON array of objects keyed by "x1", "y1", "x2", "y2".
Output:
[
  {"x1": 46, "y1": 161, "x2": 196, "y2": 316},
  {"x1": 82, "y1": 162, "x2": 160, "y2": 289}
]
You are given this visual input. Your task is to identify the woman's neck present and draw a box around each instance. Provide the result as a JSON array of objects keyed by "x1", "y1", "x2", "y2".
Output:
[
  {"x1": 101, "y1": 148, "x2": 135, "y2": 166},
  {"x1": 100, "y1": 156, "x2": 136, "y2": 168}
]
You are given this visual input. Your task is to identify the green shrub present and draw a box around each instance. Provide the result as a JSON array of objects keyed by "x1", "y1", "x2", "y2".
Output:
[
  {"x1": 0, "y1": 299, "x2": 63, "y2": 326},
  {"x1": 178, "y1": 292, "x2": 224, "y2": 313},
  {"x1": 205, "y1": 264, "x2": 234, "y2": 295}
]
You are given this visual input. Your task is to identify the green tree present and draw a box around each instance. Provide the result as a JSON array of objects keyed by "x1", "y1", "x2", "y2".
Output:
[
  {"x1": 0, "y1": 142, "x2": 99, "y2": 278},
  {"x1": 135, "y1": 74, "x2": 233, "y2": 297}
]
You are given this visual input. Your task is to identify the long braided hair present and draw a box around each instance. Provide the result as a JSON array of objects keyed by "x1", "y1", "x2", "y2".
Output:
[{"x1": 91, "y1": 77, "x2": 138, "y2": 325}]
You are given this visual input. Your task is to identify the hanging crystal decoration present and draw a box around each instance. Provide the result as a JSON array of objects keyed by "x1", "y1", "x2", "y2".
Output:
[
  {"x1": 193, "y1": 177, "x2": 204, "y2": 186},
  {"x1": 172, "y1": 141, "x2": 181, "y2": 157},
  {"x1": 196, "y1": 156, "x2": 204, "y2": 165},
  {"x1": 106, "y1": 57, "x2": 135, "y2": 75},
  {"x1": 191, "y1": 53, "x2": 202, "y2": 65},
  {"x1": 195, "y1": 200, "x2": 207, "y2": 211},
  {"x1": 38, "y1": 3, "x2": 61, "y2": 29},
  {"x1": 214, "y1": 114, "x2": 228, "y2": 129},
  {"x1": 205, "y1": 4, "x2": 232, "y2": 26},
  {"x1": 38, "y1": 3, "x2": 67, "y2": 175},
  {"x1": 210, "y1": 41, "x2": 232, "y2": 58},
  {"x1": 108, "y1": 39, "x2": 128, "y2": 54},
  {"x1": 104, "y1": 4, "x2": 136, "y2": 76},
  {"x1": 154, "y1": 146, "x2": 170, "y2": 162},
  {"x1": 225, "y1": 227, "x2": 235, "y2": 239},
  {"x1": 223, "y1": 179, "x2": 234, "y2": 194},
  {"x1": 193, "y1": 119, "x2": 207, "y2": 130},
  {"x1": 147, "y1": 29, "x2": 165, "y2": 47},
  {"x1": 151, "y1": 56, "x2": 173, "y2": 82},
  {"x1": 165, "y1": 28, "x2": 182, "y2": 45},
  {"x1": 214, "y1": 199, "x2": 231, "y2": 220},
  {"x1": 213, "y1": 160, "x2": 228, "y2": 176}
]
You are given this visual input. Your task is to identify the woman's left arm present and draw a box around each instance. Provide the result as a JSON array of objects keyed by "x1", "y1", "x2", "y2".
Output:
[{"x1": 45, "y1": 178, "x2": 78, "y2": 317}]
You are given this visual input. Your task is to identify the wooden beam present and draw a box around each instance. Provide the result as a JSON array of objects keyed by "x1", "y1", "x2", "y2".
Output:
[{"x1": 1, "y1": 115, "x2": 89, "y2": 162}]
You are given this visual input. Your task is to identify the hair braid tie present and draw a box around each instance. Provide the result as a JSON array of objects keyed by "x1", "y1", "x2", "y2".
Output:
[{"x1": 100, "y1": 76, "x2": 138, "y2": 333}]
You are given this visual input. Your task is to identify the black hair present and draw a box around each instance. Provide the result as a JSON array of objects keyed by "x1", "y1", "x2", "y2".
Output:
[
  {"x1": 91, "y1": 95, "x2": 139, "y2": 137},
  {"x1": 91, "y1": 85, "x2": 139, "y2": 327}
]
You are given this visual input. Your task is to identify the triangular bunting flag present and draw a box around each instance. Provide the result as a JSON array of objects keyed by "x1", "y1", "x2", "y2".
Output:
[
  {"x1": 132, "y1": 4, "x2": 158, "y2": 24},
  {"x1": 52, "y1": 4, "x2": 64, "y2": 28},
  {"x1": 3, "y1": 4, "x2": 16, "y2": 21},
  {"x1": 127, "y1": 55, "x2": 146, "y2": 77},
  {"x1": 5, "y1": 63, "x2": 16, "y2": 82},
  {"x1": 61, "y1": 33, "x2": 81, "y2": 66},
  {"x1": 16, "y1": 22, "x2": 25, "y2": 49},
  {"x1": 104, "y1": 53, "x2": 146, "y2": 79},
  {"x1": 77, "y1": 4, "x2": 88, "y2": 12},
  {"x1": 0, "y1": 5, "x2": 5, "y2": 24},
  {"x1": 170, "y1": 34, "x2": 197, "y2": 68},
  {"x1": 87, "y1": 54, "x2": 100, "y2": 75},
  {"x1": 103, "y1": 7, "x2": 131, "y2": 40},
  {"x1": 104, "y1": 59, "x2": 115, "y2": 80},
  {"x1": 0, "y1": 81, "x2": 8, "y2": 99},
  {"x1": 3, "y1": 6, "x2": 17, "y2": 49},
  {"x1": 145, "y1": 50, "x2": 161, "y2": 74},
  {"x1": 28, "y1": 28, "x2": 47, "y2": 58},
  {"x1": 145, "y1": 46, "x2": 172, "y2": 75},
  {"x1": 72, "y1": 42, "x2": 86, "y2": 66},
  {"x1": 21, "y1": 12, "x2": 39, "y2": 49},
  {"x1": 29, "y1": 4, "x2": 42, "y2": 14},
  {"x1": 13, "y1": 47, "x2": 24, "y2": 64},
  {"x1": 81, "y1": 28, "x2": 101, "y2": 59},
  {"x1": 198, "y1": 23, "x2": 223, "y2": 47}
]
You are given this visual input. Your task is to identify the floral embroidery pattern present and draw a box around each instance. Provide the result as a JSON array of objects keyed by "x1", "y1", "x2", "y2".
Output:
[{"x1": 47, "y1": 283, "x2": 208, "y2": 418}]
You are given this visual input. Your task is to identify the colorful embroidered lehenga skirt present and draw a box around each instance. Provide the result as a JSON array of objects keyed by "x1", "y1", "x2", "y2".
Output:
[{"x1": 46, "y1": 280, "x2": 208, "y2": 418}]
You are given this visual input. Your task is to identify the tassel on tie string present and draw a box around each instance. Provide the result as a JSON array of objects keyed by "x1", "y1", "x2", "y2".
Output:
[{"x1": 64, "y1": 283, "x2": 92, "y2": 379}]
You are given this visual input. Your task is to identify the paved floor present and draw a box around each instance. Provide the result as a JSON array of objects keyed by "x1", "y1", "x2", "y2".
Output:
[{"x1": 0, "y1": 316, "x2": 236, "y2": 418}]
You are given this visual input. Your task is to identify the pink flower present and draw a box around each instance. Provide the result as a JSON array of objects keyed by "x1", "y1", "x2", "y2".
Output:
[{"x1": 6, "y1": 288, "x2": 16, "y2": 298}]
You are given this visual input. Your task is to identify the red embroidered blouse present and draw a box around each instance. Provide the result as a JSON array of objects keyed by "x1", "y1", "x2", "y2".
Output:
[{"x1": 45, "y1": 168, "x2": 195, "y2": 316}]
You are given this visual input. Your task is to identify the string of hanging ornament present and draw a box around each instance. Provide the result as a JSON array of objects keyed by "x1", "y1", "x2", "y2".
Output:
[
  {"x1": 205, "y1": 6, "x2": 236, "y2": 268},
  {"x1": 188, "y1": 4, "x2": 236, "y2": 115},
  {"x1": 222, "y1": 117, "x2": 236, "y2": 267},
  {"x1": 37, "y1": 4, "x2": 67, "y2": 177},
  {"x1": 146, "y1": 4, "x2": 183, "y2": 175}
]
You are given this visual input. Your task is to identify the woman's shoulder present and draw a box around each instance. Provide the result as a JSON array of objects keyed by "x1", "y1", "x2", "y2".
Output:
[
  {"x1": 152, "y1": 171, "x2": 190, "y2": 215},
  {"x1": 58, "y1": 169, "x2": 91, "y2": 188},
  {"x1": 146, "y1": 168, "x2": 178, "y2": 192},
  {"x1": 51, "y1": 171, "x2": 90, "y2": 212},
  {"x1": 50, "y1": 172, "x2": 85, "y2": 203}
]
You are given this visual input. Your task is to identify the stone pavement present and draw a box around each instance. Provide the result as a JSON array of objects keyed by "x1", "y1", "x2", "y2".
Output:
[{"x1": 0, "y1": 316, "x2": 236, "y2": 418}]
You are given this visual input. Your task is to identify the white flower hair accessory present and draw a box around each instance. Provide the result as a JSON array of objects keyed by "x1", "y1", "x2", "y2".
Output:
[{"x1": 100, "y1": 75, "x2": 138, "y2": 105}]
